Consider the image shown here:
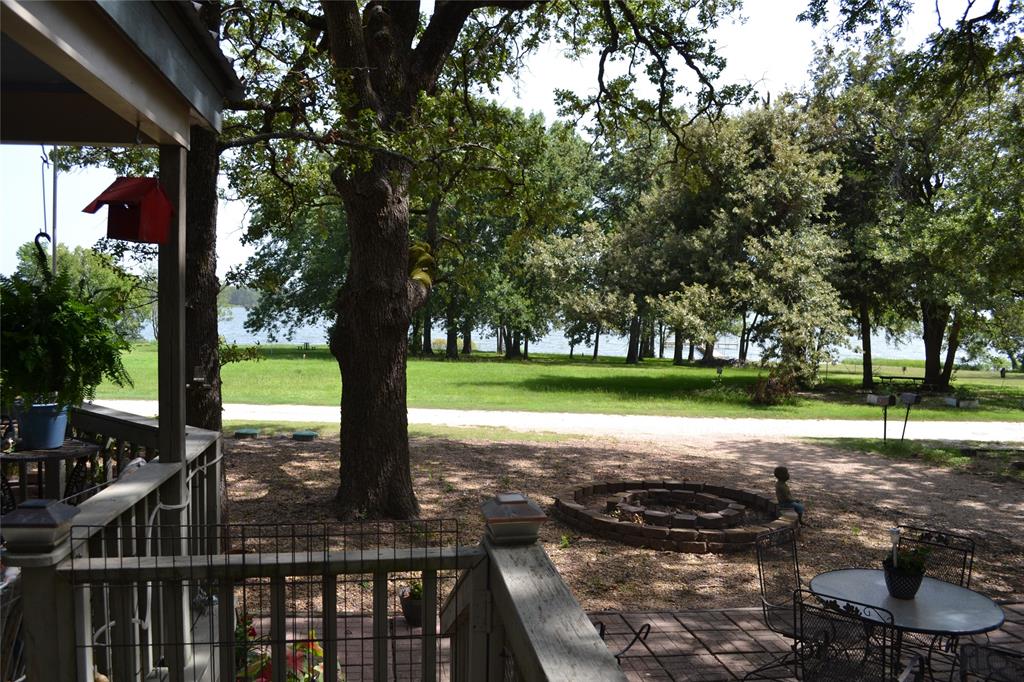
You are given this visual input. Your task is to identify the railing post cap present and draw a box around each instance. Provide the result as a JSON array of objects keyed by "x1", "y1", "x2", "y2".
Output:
[
  {"x1": 2, "y1": 499, "x2": 79, "y2": 553},
  {"x1": 481, "y1": 492, "x2": 547, "y2": 546}
]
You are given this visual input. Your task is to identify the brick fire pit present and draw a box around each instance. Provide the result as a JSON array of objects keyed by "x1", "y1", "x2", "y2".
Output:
[{"x1": 553, "y1": 480, "x2": 798, "y2": 554}]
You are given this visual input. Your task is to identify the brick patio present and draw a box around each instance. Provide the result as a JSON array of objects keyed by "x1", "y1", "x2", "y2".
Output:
[{"x1": 592, "y1": 602, "x2": 1024, "y2": 681}]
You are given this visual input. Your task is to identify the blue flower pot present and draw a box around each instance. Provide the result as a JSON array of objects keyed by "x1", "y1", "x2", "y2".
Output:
[{"x1": 19, "y1": 403, "x2": 69, "y2": 449}]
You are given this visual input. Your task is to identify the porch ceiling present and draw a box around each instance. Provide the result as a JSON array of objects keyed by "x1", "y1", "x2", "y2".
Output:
[{"x1": 0, "y1": 0, "x2": 241, "y2": 148}]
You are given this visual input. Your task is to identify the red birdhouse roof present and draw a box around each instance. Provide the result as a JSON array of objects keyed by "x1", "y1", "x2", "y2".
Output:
[{"x1": 83, "y1": 177, "x2": 173, "y2": 214}]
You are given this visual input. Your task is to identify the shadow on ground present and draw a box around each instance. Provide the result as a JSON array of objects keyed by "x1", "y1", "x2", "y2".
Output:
[{"x1": 225, "y1": 433, "x2": 1024, "y2": 612}]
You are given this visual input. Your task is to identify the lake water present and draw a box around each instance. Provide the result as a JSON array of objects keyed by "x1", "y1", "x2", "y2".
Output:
[{"x1": 144, "y1": 306, "x2": 927, "y2": 361}]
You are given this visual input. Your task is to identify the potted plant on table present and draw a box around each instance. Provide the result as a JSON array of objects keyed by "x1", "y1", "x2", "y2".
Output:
[
  {"x1": 882, "y1": 545, "x2": 930, "y2": 599},
  {"x1": 0, "y1": 237, "x2": 131, "y2": 449},
  {"x1": 399, "y1": 580, "x2": 424, "y2": 628}
]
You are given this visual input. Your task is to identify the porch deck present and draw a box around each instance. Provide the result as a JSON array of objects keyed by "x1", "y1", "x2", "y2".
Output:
[
  {"x1": 250, "y1": 602, "x2": 1024, "y2": 681},
  {"x1": 594, "y1": 602, "x2": 1024, "y2": 681}
]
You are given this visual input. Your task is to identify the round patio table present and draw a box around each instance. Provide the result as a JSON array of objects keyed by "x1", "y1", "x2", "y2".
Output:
[{"x1": 810, "y1": 568, "x2": 1005, "y2": 636}]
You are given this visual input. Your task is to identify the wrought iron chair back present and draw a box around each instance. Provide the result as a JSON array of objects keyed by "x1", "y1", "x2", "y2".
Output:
[
  {"x1": 959, "y1": 643, "x2": 1024, "y2": 682},
  {"x1": 898, "y1": 524, "x2": 975, "y2": 587},
  {"x1": 795, "y1": 588, "x2": 899, "y2": 682},
  {"x1": 754, "y1": 527, "x2": 801, "y2": 637}
]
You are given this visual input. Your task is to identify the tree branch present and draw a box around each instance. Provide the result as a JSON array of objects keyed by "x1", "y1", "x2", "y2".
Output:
[{"x1": 321, "y1": 1, "x2": 382, "y2": 113}]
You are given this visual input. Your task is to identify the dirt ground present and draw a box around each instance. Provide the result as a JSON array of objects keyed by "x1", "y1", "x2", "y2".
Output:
[{"x1": 224, "y1": 433, "x2": 1024, "y2": 612}]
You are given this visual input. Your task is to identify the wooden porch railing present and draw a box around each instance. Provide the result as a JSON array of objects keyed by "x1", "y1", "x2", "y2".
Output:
[{"x1": 2, "y1": 405, "x2": 623, "y2": 682}]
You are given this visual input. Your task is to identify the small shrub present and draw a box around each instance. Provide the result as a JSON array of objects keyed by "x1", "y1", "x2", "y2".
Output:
[{"x1": 748, "y1": 372, "x2": 798, "y2": 406}]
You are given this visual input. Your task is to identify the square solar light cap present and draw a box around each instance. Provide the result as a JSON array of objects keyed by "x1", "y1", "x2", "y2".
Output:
[
  {"x1": 481, "y1": 492, "x2": 547, "y2": 546},
  {"x1": 2, "y1": 499, "x2": 80, "y2": 552}
]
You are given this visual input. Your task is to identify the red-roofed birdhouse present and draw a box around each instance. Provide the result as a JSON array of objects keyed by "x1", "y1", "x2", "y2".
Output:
[{"x1": 82, "y1": 177, "x2": 174, "y2": 244}]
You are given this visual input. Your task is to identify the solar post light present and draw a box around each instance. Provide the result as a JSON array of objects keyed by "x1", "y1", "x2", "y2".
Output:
[
  {"x1": 481, "y1": 492, "x2": 547, "y2": 546},
  {"x1": 2, "y1": 499, "x2": 80, "y2": 553}
]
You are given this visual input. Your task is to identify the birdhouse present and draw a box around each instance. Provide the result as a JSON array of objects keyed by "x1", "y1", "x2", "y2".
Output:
[{"x1": 82, "y1": 177, "x2": 174, "y2": 244}]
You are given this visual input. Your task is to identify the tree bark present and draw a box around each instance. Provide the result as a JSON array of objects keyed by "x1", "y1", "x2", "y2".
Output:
[
  {"x1": 184, "y1": 125, "x2": 222, "y2": 433},
  {"x1": 330, "y1": 156, "x2": 421, "y2": 519},
  {"x1": 688, "y1": 341, "x2": 695, "y2": 362},
  {"x1": 421, "y1": 299, "x2": 434, "y2": 355},
  {"x1": 626, "y1": 314, "x2": 641, "y2": 364},
  {"x1": 921, "y1": 299, "x2": 950, "y2": 389},
  {"x1": 658, "y1": 322, "x2": 666, "y2": 359},
  {"x1": 738, "y1": 314, "x2": 748, "y2": 363},
  {"x1": 523, "y1": 336, "x2": 529, "y2": 360},
  {"x1": 859, "y1": 300, "x2": 874, "y2": 389},
  {"x1": 592, "y1": 323, "x2": 601, "y2": 360},
  {"x1": 673, "y1": 328, "x2": 684, "y2": 365},
  {"x1": 409, "y1": 312, "x2": 421, "y2": 355},
  {"x1": 496, "y1": 325, "x2": 504, "y2": 355},
  {"x1": 445, "y1": 300, "x2": 459, "y2": 359},
  {"x1": 461, "y1": 318, "x2": 472, "y2": 354},
  {"x1": 183, "y1": 122, "x2": 226, "y2": 540},
  {"x1": 702, "y1": 340, "x2": 715, "y2": 362},
  {"x1": 940, "y1": 310, "x2": 962, "y2": 387},
  {"x1": 505, "y1": 329, "x2": 522, "y2": 359}
]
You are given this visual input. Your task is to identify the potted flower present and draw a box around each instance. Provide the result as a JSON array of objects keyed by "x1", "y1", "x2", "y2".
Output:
[
  {"x1": 399, "y1": 580, "x2": 424, "y2": 628},
  {"x1": 882, "y1": 545, "x2": 929, "y2": 599},
  {"x1": 0, "y1": 238, "x2": 131, "y2": 449}
]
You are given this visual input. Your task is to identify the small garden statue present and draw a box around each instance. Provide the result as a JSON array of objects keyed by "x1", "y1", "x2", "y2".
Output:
[{"x1": 773, "y1": 466, "x2": 805, "y2": 525}]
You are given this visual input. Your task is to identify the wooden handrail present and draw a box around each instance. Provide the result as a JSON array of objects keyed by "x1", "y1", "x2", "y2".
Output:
[
  {"x1": 71, "y1": 403, "x2": 159, "y2": 449},
  {"x1": 485, "y1": 538, "x2": 626, "y2": 682},
  {"x1": 58, "y1": 545, "x2": 485, "y2": 580}
]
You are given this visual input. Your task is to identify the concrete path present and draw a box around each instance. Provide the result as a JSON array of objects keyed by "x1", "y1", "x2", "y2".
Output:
[{"x1": 94, "y1": 399, "x2": 1024, "y2": 442}]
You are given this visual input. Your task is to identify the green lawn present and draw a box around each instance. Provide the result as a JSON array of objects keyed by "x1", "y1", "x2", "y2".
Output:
[{"x1": 97, "y1": 343, "x2": 1024, "y2": 421}]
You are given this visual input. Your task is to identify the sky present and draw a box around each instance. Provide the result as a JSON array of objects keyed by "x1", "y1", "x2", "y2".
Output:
[{"x1": 0, "y1": 0, "x2": 955, "y2": 278}]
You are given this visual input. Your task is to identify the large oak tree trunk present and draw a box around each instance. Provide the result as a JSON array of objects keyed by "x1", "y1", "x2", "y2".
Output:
[
  {"x1": 592, "y1": 324, "x2": 601, "y2": 360},
  {"x1": 858, "y1": 300, "x2": 874, "y2": 390},
  {"x1": 921, "y1": 299, "x2": 950, "y2": 389},
  {"x1": 184, "y1": 122, "x2": 226, "y2": 538},
  {"x1": 184, "y1": 124, "x2": 222, "y2": 432},
  {"x1": 330, "y1": 158, "x2": 421, "y2": 520},
  {"x1": 673, "y1": 328, "x2": 684, "y2": 365}
]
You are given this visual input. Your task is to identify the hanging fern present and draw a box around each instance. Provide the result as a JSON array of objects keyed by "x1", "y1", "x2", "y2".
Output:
[{"x1": 1, "y1": 237, "x2": 132, "y2": 407}]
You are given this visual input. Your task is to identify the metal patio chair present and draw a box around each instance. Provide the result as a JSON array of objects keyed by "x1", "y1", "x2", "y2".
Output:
[
  {"x1": 958, "y1": 643, "x2": 1024, "y2": 682},
  {"x1": 795, "y1": 588, "x2": 920, "y2": 682},
  {"x1": 898, "y1": 525, "x2": 977, "y2": 679},
  {"x1": 743, "y1": 526, "x2": 802, "y2": 680}
]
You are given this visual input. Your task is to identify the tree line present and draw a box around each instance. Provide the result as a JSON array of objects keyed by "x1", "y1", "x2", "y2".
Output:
[{"x1": 54, "y1": 1, "x2": 1022, "y2": 519}]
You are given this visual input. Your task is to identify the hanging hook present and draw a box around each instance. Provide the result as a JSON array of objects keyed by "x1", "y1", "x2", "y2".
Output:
[{"x1": 39, "y1": 145, "x2": 50, "y2": 235}]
